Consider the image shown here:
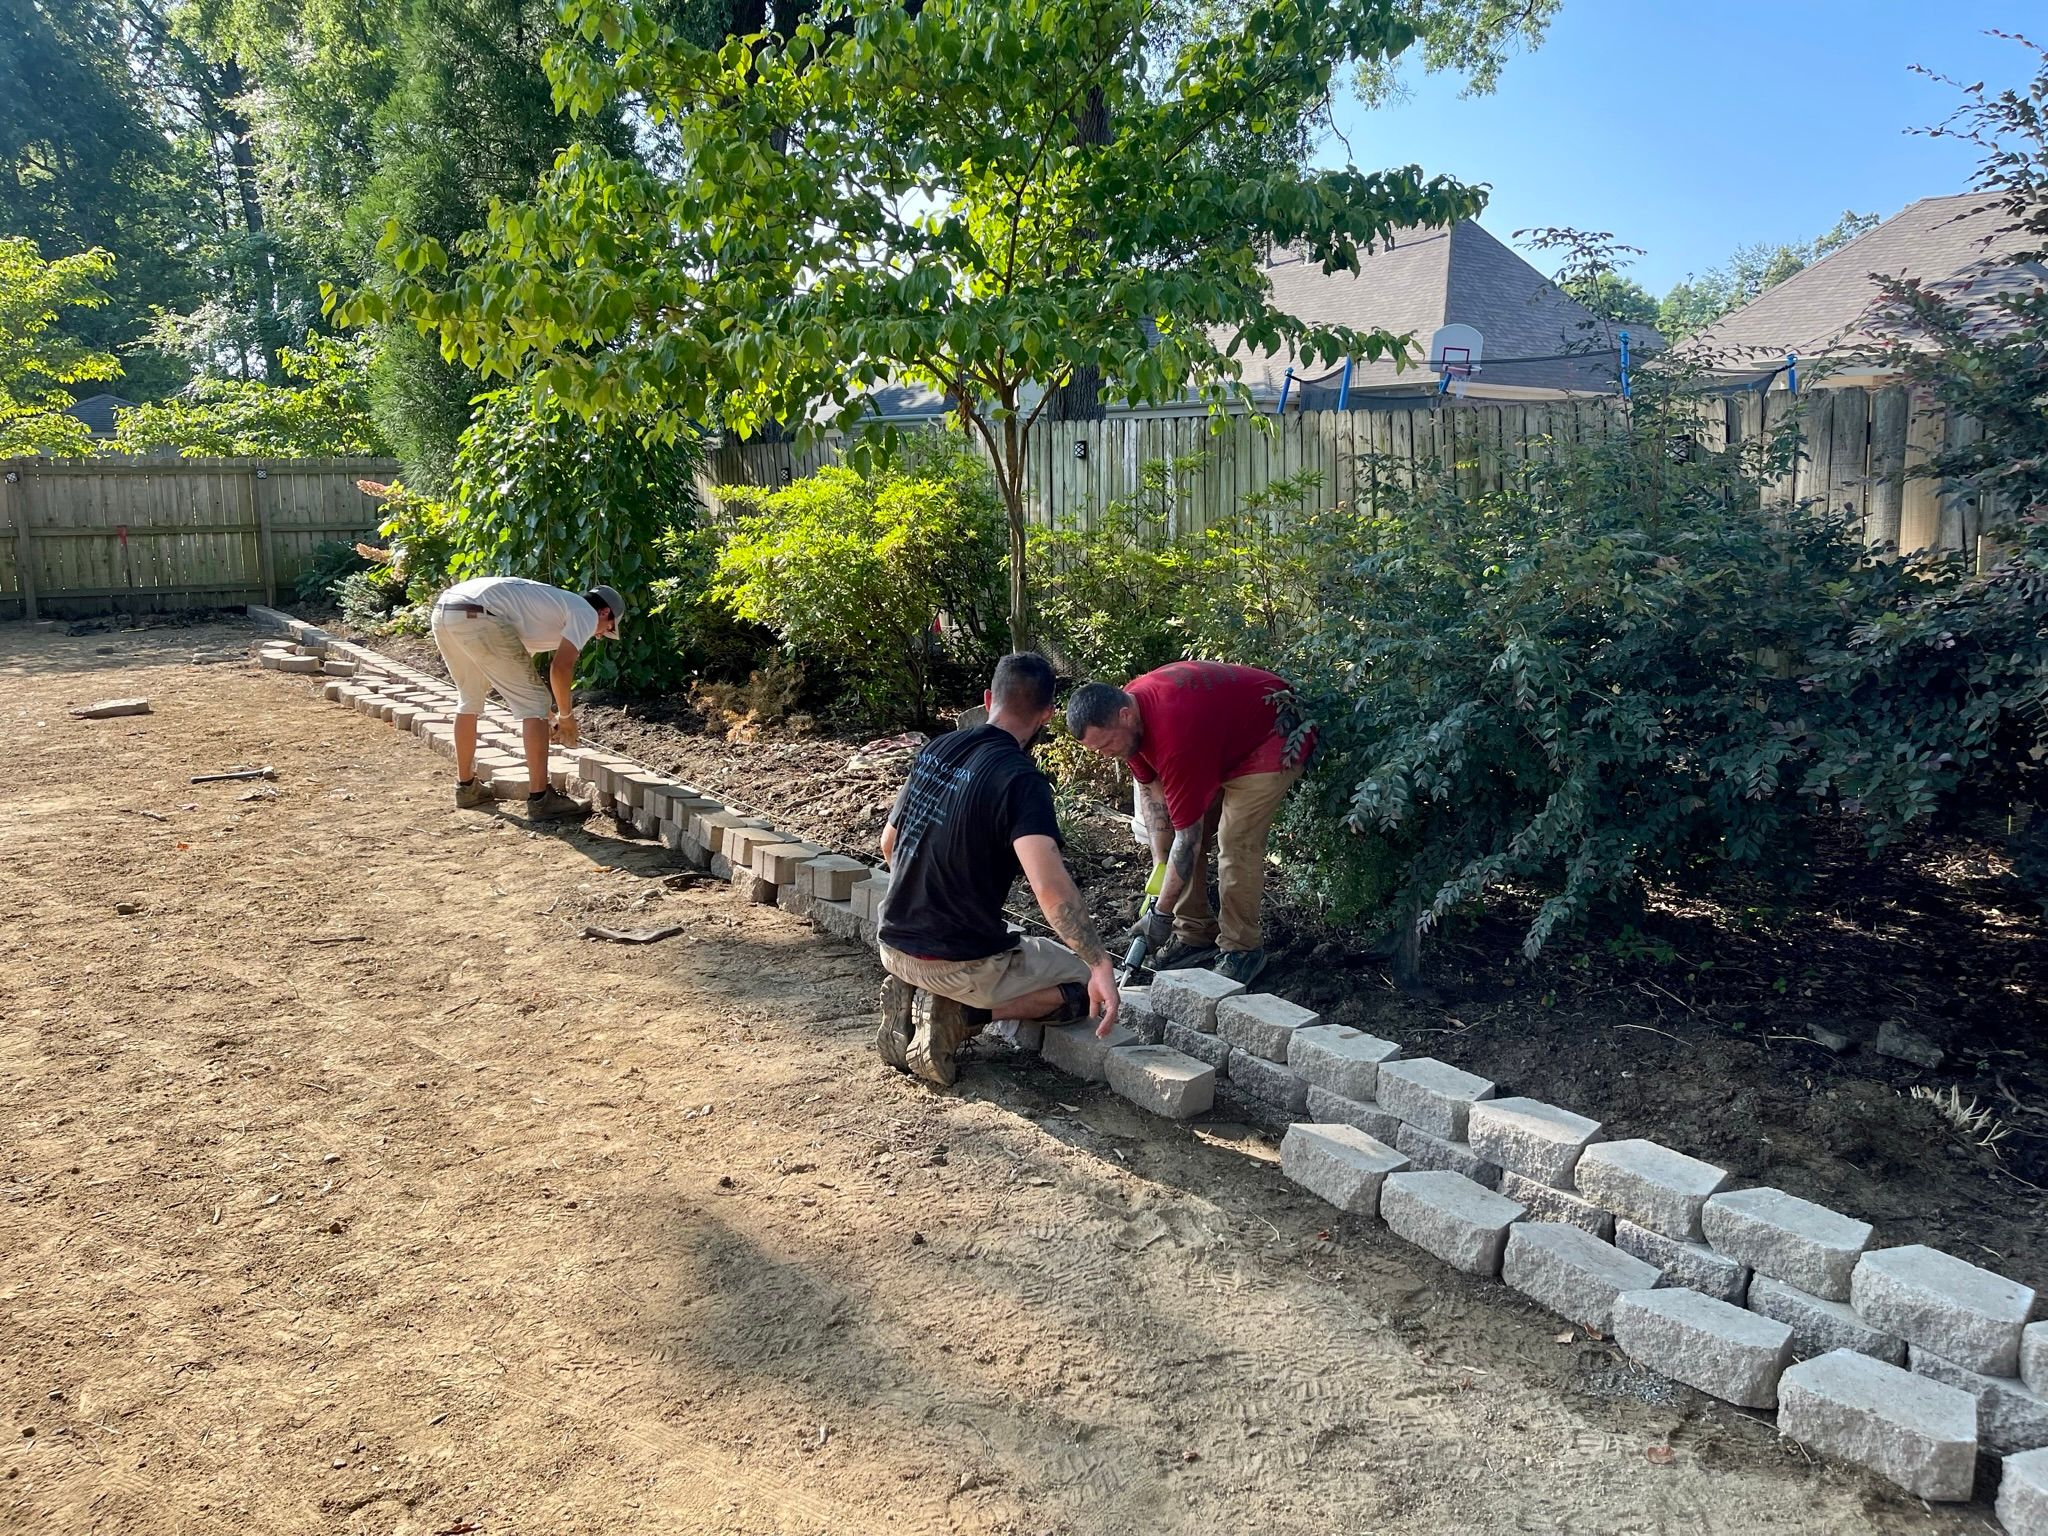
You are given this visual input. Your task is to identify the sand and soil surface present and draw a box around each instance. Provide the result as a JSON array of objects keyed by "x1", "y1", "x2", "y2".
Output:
[{"x1": 2, "y1": 617, "x2": 2027, "y2": 1534}]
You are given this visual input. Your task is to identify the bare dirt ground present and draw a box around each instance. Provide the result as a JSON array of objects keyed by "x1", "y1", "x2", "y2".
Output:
[{"x1": 1, "y1": 619, "x2": 2005, "y2": 1536}]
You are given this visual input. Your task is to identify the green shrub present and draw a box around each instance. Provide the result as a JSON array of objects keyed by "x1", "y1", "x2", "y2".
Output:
[
  {"x1": 294, "y1": 540, "x2": 372, "y2": 606},
  {"x1": 713, "y1": 434, "x2": 1006, "y2": 726},
  {"x1": 336, "y1": 566, "x2": 411, "y2": 629},
  {"x1": 448, "y1": 383, "x2": 706, "y2": 692}
]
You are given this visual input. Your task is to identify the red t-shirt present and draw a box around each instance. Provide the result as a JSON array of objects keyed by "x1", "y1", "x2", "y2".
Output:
[{"x1": 1127, "y1": 661, "x2": 1304, "y2": 829}]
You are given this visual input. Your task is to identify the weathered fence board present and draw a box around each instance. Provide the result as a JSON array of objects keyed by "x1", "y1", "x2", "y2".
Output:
[
  {"x1": 0, "y1": 457, "x2": 399, "y2": 619},
  {"x1": 698, "y1": 386, "x2": 1983, "y2": 561}
]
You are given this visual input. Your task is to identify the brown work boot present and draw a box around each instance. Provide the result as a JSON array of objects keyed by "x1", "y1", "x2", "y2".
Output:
[
  {"x1": 907, "y1": 991, "x2": 972, "y2": 1088},
  {"x1": 1152, "y1": 937, "x2": 1219, "y2": 971},
  {"x1": 876, "y1": 975, "x2": 914, "y2": 1072},
  {"x1": 525, "y1": 787, "x2": 586, "y2": 822},
  {"x1": 454, "y1": 777, "x2": 491, "y2": 810}
]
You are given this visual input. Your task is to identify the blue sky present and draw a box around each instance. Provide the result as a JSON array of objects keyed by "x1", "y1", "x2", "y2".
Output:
[{"x1": 1324, "y1": 1, "x2": 2036, "y2": 294}]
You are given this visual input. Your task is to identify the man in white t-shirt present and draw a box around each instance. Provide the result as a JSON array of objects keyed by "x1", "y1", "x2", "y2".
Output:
[{"x1": 430, "y1": 576, "x2": 624, "y2": 819}]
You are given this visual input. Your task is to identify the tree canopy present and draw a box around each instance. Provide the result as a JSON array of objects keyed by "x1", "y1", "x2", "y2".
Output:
[
  {"x1": 0, "y1": 238, "x2": 122, "y2": 456},
  {"x1": 340, "y1": 0, "x2": 1485, "y2": 643}
]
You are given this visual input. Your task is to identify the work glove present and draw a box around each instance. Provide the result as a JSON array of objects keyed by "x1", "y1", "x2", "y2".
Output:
[{"x1": 1129, "y1": 905, "x2": 1173, "y2": 948}]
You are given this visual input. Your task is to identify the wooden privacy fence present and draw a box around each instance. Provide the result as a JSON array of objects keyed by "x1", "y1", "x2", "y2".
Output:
[
  {"x1": 700, "y1": 385, "x2": 1987, "y2": 558},
  {"x1": 0, "y1": 457, "x2": 400, "y2": 620}
]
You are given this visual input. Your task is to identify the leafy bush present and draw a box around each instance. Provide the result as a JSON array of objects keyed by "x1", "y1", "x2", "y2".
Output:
[
  {"x1": 372, "y1": 480, "x2": 461, "y2": 602},
  {"x1": 1029, "y1": 454, "x2": 1326, "y2": 681},
  {"x1": 1278, "y1": 370, "x2": 2048, "y2": 963},
  {"x1": 111, "y1": 336, "x2": 389, "y2": 458},
  {"x1": 713, "y1": 434, "x2": 1006, "y2": 726},
  {"x1": 448, "y1": 383, "x2": 706, "y2": 692},
  {"x1": 294, "y1": 539, "x2": 373, "y2": 605},
  {"x1": 336, "y1": 566, "x2": 412, "y2": 630}
]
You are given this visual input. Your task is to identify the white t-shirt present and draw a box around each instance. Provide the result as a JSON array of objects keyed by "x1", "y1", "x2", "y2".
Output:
[{"x1": 443, "y1": 576, "x2": 598, "y2": 653}]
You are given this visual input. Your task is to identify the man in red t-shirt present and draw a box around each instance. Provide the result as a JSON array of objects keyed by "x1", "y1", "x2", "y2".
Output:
[{"x1": 1067, "y1": 661, "x2": 1313, "y2": 986}]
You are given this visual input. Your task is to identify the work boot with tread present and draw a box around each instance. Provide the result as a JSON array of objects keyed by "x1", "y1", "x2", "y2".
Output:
[
  {"x1": 1152, "y1": 937, "x2": 1219, "y2": 971},
  {"x1": 907, "y1": 991, "x2": 971, "y2": 1088},
  {"x1": 454, "y1": 778, "x2": 491, "y2": 810},
  {"x1": 876, "y1": 975, "x2": 914, "y2": 1071},
  {"x1": 525, "y1": 786, "x2": 586, "y2": 822},
  {"x1": 1214, "y1": 947, "x2": 1268, "y2": 987}
]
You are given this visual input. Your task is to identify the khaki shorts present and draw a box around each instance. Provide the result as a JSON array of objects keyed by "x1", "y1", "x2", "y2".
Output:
[
  {"x1": 432, "y1": 609, "x2": 552, "y2": 720},
  {"x1": 878, "y1": 937, "x2": 1089, "y2": 1010}
]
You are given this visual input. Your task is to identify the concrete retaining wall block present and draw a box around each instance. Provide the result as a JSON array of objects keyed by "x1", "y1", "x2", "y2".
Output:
[
  {"x1": 1118, "y1": 987, "x2": 1162, "y2": 1044},
  {"x1": 1041, "y1": 1022, "x2": 1138, "y2": 1082},
  {"x1": 850, "y1": 873, "x2": 892, "y2": 922},
  {"x1": 1851, "y1": 1244, "x2": 2037, "y2": 1377},
  {"x1": 2027, "y1": 1322, "x2": 2048, "y2": 1398},
  {"x1": 755, "y1": 842, "x2": 825, "y2": 886},
  {"x1": 798, "y1": 854, "x2": 869, "y2": 902},
  {"x1": 1393, "y1": 1124, "x2": 1502, "y2": 1190},
  {"x1": 1612, "y1": 1287, "x2": 1792, "y2": 1409},
  {"x1": 1701, "y1": 1187, "x2": 1871, "y2": 1302},
  {"x1": 1148, "y1": 969, "x2": 1246, "y2": 1032},
  {"x1": 1503, "y1": 1222, "x2": 1659, "y2": 1335},
  {"x1": 1286, "y1": 1025, "x2": 1401, "y2": 1102},
  {"x1": 1215, "y1": 993, "x2": 1319, "y2": 1063},
  {"x1": 1225, "y1": 1051, "x2": 1309, "y2": 1116},
  {"x1": 1381, "y1": 1169, "x2": 1523, "y2": 1275},
  {"x1": 1281, "y1": 1124, "x2": 1408, "y2": 1217},
  {"x1": 1909, "y1": 1346, "x2": 2048, "y2": 1456},
  {"x1": 1573, "y1": 1139, "x2": 1729, "y2": 1243},
  {"x1": 1304, "y1": 1086, "x2": 1403, "y2": 1145},
  {"x1": 1466, "y1": 1097, "x2": 1603, "y2": 1190},
  {"x1": 1744, "y1": 1274, "x2": 1906, "y2": 1365},
  {"x1": 1163, "y1": 1021, "x2": 1230, "y2": 1072},
  {"x1": 1105, "y1": 1046, "x2": 1216, "y2": 1120},
  {"x1": 1375, "y1": 1057, "x2": 1497, "y2": 1141},
  {"x1": 1614, "y1": 1220, "x2": 1750, "y2": 1306},
  {"x1": 2001, "y1": 1449, "x2": 2048, "y2": 1536},
  {"x1": 1778, "y1": 1350, "x2": 1978, "y2": 1502},
  {"x1": 1499, "y1": 1170, "x2": 1615, "y2": 1240}
]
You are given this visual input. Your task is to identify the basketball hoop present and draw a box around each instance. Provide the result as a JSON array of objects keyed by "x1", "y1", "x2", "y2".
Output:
[{"x1": 1428, "y1": 324, "x2": 1484, "y2": 399}]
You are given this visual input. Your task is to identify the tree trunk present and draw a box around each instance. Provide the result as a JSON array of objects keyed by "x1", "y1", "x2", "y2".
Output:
[
  {"x1": 216, "y1": 59, "x2": 285, "y2": 380},
  {"x1": 1047, "y1": 85, "x2": 1110, "y2": 423}
]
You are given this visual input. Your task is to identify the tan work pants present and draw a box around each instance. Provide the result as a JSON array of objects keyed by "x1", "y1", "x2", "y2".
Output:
[{"x1": 1168, "y1": 763, "x2": 1302, "y2": 953}]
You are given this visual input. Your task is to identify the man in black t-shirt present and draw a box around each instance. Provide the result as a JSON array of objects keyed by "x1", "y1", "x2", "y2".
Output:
[{"x1": 876, "y1": 653, "x2": 1121, "y2": 1087}]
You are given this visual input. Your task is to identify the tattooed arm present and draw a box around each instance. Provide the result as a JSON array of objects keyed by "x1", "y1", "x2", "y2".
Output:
[{"x1": 1014, "y1": 835, "x2": 1120, "y2": 1035}]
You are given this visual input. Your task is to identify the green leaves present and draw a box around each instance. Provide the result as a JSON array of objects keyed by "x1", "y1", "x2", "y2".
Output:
[{"x1": 0, "y1": 238, "x2": 122, "y2": 457}]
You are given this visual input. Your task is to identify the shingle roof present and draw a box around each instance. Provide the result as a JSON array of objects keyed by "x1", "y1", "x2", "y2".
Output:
[
  {"x1": 1231, "y1": 220, "x2": 1649, "y2": 397},
  {"x1": 65, "y1": 393, "x2": 136, "y2": 436},
  {"x1": 1677, "y1": 193, "x2": 2046, "y2": 367}
]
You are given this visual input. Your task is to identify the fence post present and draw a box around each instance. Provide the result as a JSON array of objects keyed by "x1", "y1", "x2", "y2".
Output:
[
  {"x1": 3, "y1": 466, "x2": 36, "y2": 621},
  {"x1": 252, "y1": 466, "x2": 277, "y2": 605}
]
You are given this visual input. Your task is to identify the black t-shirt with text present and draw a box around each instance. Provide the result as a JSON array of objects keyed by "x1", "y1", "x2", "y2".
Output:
[{"x1": 879, "y1": 725, "x2": 1062, "y2": 961}]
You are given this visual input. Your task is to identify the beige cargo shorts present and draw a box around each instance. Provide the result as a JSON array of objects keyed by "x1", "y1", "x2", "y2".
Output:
[
  {"x1": 431, "y1": 608, "x2": 552, "y2": 720},
  {"x1": 878, "y1": 937, "x2": 1089, "y2": 1011}
]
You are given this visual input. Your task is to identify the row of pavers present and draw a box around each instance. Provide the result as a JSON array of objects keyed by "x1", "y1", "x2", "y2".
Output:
[
  {"x1": 1123, "y1": 965, "x2": 2046, "y2": 1529},
  {"x1": 253, "y1": 619, "x2": 2046, "y2": 1534}
]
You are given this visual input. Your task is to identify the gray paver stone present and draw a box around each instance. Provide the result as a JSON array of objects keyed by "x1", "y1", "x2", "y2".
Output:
[
  {"x1": 1614, "y1": 1219, "x2": 1750, "y2": 1305},
  {"x1": 746, "y1": 875, "x2": 778, "y2": 905},
  {"x1": 1163, "y1": 1021, "x2": 1230, "y2": 1071},
  {"x1": 850, "y1": 873, "x2": 891, "y2": 923},
  {"x1": 1280, "y1": 1124, "x2": 1408, "y2": 1216},
  {"x1": 798, "y1": 855, "x2": 869, "y2": 901},
  {"x1": 1500, "y1": 1169, "x2": 1614, "y2": 1241},
  {"x1": 1701, "y1": 1187, "x2": 1871, "y2": 1301},
  {"x1": 1852, "y1": 1244, "x2": 2037, "y2": 1376},
  {"x1": 1910, "y1": 1346, "x2": 2048, "y2": 1456},
  {"x1": 1375, "y1": 1057, "x2": 1496, "y2": 1140},
  {"x1": 1573, "y1": 1138, "x2": 1729, "y2": 1242},
  {"x1": 755, "y1": 842, "x2": 825, "y2": 886},
  {"x1": 1226, "y1": 1052, "x2": 1309, "y2": 1116},
  {"x1": 1118, "y1": 987, "x2": 1162, "y2": 1045},
  {"x1": 1215, "y1": 994, "x2": 1319, "y2": 1063},
  {"x1": 1778, "y1": 1350, "x2": 1978, "y2": 1502},
  {"x1": 321, "y1": 680, "x2": 345, "y2": 702},
  {"x1": 1613, "y1": 1287, "x2": 1793, "y2": 1408},
  {"x1": 1394, "y1": 1124, "x2": 1501, "y2": 1190},
  {"x1": 1040, "y1": 1022, "x2": 1139, "y2": 1083},
  {"x1": 812, "y1": 898, "x2": 860, "y2": 941},
  {"x1": 1466, "y1": 1097, "x2": 1603, "y2": 1189},
  {"x1": 1381, "y1": 1170, "x2": 1523, "y2": 1275},
  {"x1": 776, "y1": 885, "x2": 816, "y2": 920},
  {"x1": 1745, "y1": 1274, "x2": 1905, "y2": 1364},
  {"x1": 1148, "y1": 968, "x2": 1245, "y2": 1032},
  {"x1": 2001, "y1": 1448, "x2": 2048, "y2": 1536},
  {"x1": 1107, "y1": 1046, "x2": 1215, "y2": 1120},
  {"x1": 1503, "y1": 1222, "x2": 1658, "y2": 1334},
  {"x1": 2023, "y1": 1320, "x2": 2047, "y2": 1398},
  {"x1": 1285, "y1": 1024, "x2": 1401, "y2": 1102},
  {"x1": 1304, "y1": 1086, "x2": 1403, "y2": 1144}
]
